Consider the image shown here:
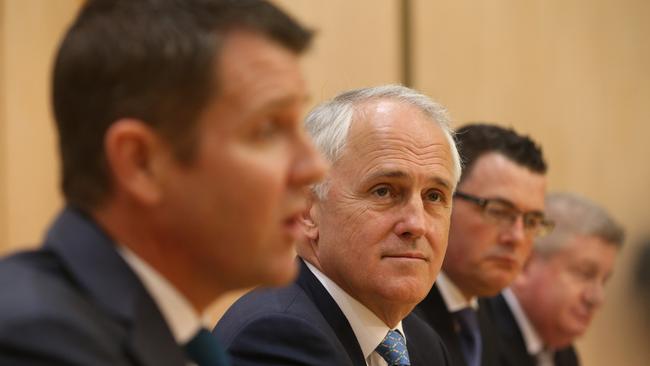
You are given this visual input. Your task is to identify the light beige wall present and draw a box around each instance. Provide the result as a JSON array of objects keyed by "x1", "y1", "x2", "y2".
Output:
[
  {"x1": 0, "y1": 0, "x2": 79, "y2": 254},
  {"x1": 274, "y1": 0, "x2": 402, "y2": 106},
  {"x1": 413, "y1": 1, "x2": 650, "y2": 365},
  {"x1": 0, "y1": 1, "x2": 6, "y2": 247}
]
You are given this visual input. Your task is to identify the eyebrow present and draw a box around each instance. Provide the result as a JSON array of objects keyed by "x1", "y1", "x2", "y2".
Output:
[
  {"x1": 251, "y1": 92, "x2": 311, "y2": 116},
  {"x1": 365, "y1": 170, "x2": 452, "y2": 191}
]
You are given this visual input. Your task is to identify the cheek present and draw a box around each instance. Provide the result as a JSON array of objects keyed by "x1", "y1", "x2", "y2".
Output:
[{"x1": 449, "y1": 211, "x2": 494, "y2": 255}]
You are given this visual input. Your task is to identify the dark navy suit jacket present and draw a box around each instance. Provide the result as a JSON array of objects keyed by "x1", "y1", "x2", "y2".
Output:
[
  {"x1": 0, "y1": 207, "x2": 196, "y2": 365},
  {"x1": 214, "y1": 260, "x2": 451, "y2": 366},
  {"x1": 481, "y1": 293, "x2": 579, "y2": 366},
  {"x1": 413, "y1": 284, "x2": 500, "y2": 366}
]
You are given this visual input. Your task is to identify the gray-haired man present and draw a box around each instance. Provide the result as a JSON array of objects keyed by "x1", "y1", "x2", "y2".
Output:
[{"x1": 214, "y1": 85, "x2": 460, "y2": 366}]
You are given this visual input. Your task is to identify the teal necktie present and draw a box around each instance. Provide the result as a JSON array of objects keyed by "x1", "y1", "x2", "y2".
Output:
[
  {"x1": 184, "y1": 328, "x2": 230, "y2": 366},
  {"x1": 375, "y1": 329, "x2": 411, "y2": 366}
]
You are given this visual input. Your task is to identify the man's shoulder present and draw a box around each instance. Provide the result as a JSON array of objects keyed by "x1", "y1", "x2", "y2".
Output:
[
  {"x1": 214, "y1": 283, "x2": 334, "y2": 343},
  {"x1": 0, "y1": 249, "x2": 129, "y2": 365},
  {"x1": 0, "y1": 249, "x2": 85, "y2": 320},
  {"x1": 214, "y1": 284, "x2": 353, "y2": 366}
]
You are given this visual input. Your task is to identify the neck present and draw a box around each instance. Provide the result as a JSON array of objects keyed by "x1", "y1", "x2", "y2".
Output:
[
  {"x1": 92, "y1": 202, "x2": 226, "y2": 313},
  {"x1": 367, "y1": 301, "x2": 413, "y2": 329}
]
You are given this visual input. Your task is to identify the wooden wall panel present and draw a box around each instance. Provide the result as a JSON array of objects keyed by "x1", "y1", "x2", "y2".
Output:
[
  {"x1": 1, "y1": 0, "x2": 7, "y2": 248},
  {"x1": 0, "y1": 0, "x2": 79, "y2": 254},
  {"x1": 272, "y1": 0, "x2": 402, "y2": 105}
]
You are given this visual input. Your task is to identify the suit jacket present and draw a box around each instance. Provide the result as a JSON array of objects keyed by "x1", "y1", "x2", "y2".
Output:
[
  {"x1": 413, "y1": 284, "x2": 500, "y2": 366},
  {"x1": 0, "y1": 207, "x2": 194, "y2": 365},
  {"x1": 481, "y1": 294, "x2": 579, "y2": 366},
  {"x1": 214, "y1": 259, "x2": 451, "y2": 366}
]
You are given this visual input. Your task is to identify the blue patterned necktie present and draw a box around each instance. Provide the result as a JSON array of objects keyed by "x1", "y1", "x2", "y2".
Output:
[
  {"x1": 455, "y1": 308, "x2": 482, "y2": 366},
  {"x1": 375, "y1": 329, "x2": 411, "y2": 366},
  {"x1": 184, "y1": 328, "x2": 230, "y2": 366}
]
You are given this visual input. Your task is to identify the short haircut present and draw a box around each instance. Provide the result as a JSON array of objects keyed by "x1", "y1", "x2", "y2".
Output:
[
  {"x1": 534, "y1": 192, "x2": 625, "y2": 257},
  {"x1": 454, "y1": 123, "x2": 547, "y2": 183},
  {"x1": 304, "y1": 84, "x2": 462, "y2": 199},
  {"x1": 53, "y1": 0, "x2": 313, "y2": 211}
]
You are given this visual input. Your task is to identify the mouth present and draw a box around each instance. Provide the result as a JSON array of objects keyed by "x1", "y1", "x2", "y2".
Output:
[
  {"x1": 382, "y1": 252, "x2": 428, "y2": 262},
  {"x1": 572, "y1": 308, "x2": 593, "y2": 325},
  {"x1": 487, "y1": 254, "x2": 517, "y2": 268}
]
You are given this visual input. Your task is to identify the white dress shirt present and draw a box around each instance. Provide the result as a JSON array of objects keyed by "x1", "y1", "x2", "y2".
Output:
[
  {"x1": 436, "y1": 272, "x2": 479, "y2": 312},
  {"x1": 119, "y1": 246, "x2": 212, "y2": 345},
  {"x1": 305, "y1": 262, "x2": 406, "y2": 366}
]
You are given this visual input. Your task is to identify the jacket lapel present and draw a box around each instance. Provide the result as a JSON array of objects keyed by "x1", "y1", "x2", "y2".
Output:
[
  {"x1": 483, "y1": 294, "x2": 536, "y2": 366},
  {"x1": 45, "y1": 207, "x2": 186, "y2": 366},
  {"x1": 296, "y1": 259, "x2": 366, "y2": 366},
  {"x1": 415, "y1": 284, "x2": 467, "y2": 366}
]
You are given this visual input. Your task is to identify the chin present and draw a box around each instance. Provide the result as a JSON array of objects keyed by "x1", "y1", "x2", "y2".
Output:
[{"x1": 381, "y1": 280, "x2": 429, "y2": 305}]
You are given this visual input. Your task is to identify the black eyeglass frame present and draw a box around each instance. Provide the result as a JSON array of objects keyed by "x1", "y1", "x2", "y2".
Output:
[{"x1": 453, "y1": 191, "x2": 555, "y2": 237}]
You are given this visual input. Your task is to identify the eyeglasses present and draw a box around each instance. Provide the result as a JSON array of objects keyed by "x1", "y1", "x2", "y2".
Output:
[{"x1": 454, "y1": 191, "x2": 554, "y2": 238}]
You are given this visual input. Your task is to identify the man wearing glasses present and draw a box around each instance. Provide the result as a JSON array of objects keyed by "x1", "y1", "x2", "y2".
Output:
[{"x1": 415, "y1": 123, "x2": 551, "y2": 366}]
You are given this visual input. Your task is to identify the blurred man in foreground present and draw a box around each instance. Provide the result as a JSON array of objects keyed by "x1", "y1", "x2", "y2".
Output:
[
  {"x1": 484, "y1": 192, "x2": 624, "y2": 366},
  {"x1": 215, "y1": 85, "x2": 461, "y2": 365},
  {"x1": 0, "y1": 1, "x2": 325, "y2": 365},
  {"x1": 415, "y1": 123, "x2": 551, "y2": 366}
]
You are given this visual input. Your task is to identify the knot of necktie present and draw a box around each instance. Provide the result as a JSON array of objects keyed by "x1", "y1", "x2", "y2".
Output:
[
  {"x1": 183, "y1": 328, "x2": 230, "y2": 366},
  {"x1": 375, "y1": 329, "x2": 411, "y2": 366},
  {"x1": 454, "y1": 308, "x2": 481, "y2": 366}
]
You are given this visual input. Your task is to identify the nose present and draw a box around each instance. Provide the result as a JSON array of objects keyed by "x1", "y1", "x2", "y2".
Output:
[
  {"x1": 394, "y1": 195, "x2": 427, "y2": 241},
  {"x1": 499, "y1": 215, "x2": 527, "y2": 247},
  {"x1": 290, "y1": 131, "x2": 329, "y2": 187},
  {"x1": 584, "y1": 281, "x2": 606, "y2": 309}
]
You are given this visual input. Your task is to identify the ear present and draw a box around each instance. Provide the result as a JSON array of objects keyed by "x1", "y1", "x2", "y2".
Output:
[
  {"x1": 104, "y1": 119, "x2": 166, "y2": 206},
  {"x1": 300, "y1": 193, "x2": 319, "y2": 242}
]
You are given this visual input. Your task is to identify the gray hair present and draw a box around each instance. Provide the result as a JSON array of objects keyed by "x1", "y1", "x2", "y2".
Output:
[
  {"x1": 304, "y1": 85, "x2": 462, "y2": 199},
  {"x1": 534, "y1": 192, "x2": 625, "y2": 257}
]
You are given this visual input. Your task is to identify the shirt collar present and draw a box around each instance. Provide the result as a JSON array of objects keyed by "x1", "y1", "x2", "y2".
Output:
[
  {"x1": 502, "y1": 288, "x2": 544, "y2": 355},
  {"x1": 119, "y1": 246, "x2": 210, "y2": 344},
  {"x1": 436, "y1": 272, "x2": 479, "y2": 312},
  {"x1": 305, "y1": 261, "x2": 405, "y2": 362}
]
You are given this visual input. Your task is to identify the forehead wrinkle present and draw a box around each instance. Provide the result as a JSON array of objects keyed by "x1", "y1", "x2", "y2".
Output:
[{"x1": 356, "y1": 150, "x2": 454, "y2": 190}]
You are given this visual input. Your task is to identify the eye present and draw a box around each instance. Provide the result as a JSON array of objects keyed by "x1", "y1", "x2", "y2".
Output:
[
  {"x1": 251, "y1": 119, "x2": 283, "y2": 141},
  {"x1": 570, "y1": 265, "x2": 597, "y2": 282},
  {"x1": 424, "y1": 189, "x2": 444, "y2": 203},
  {"x1": 371, "y1": 185, "x2": 392, "y2": 198},
  {"x1": 523, "y1": 214, "x2": 544, "y2": 229},
  {"x1": 484, "y1": 205, "x2": 514, "y2": 219}
]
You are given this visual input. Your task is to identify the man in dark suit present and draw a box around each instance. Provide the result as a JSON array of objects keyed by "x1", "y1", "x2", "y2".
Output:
[
  {"x1": 0, "y1": 1, "x2": 326, "y2": 365},
  {"x1": 215, "y1": 85, "x2": 462, "y2": 365},
  {"x1": 483, "y1": 193, "x2": 624, "y2": 366},
  {"x1": 415, "y1": 124, "x2": 551, "y2": 366}
]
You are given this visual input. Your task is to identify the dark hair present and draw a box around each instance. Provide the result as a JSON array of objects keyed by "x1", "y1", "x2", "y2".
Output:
[
  {"x1": 454, "y1": 123, "x2": 547, "y2": 182},
  {"x1": 52, "y1": 0, "x2": 313, "y2": 211}
]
